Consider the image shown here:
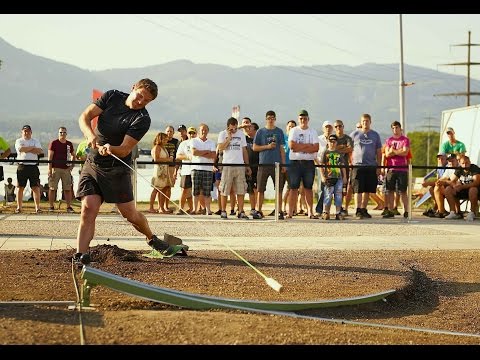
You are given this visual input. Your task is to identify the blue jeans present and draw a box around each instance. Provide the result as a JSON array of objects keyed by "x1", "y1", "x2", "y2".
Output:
[{"x1": 323, "y1": 178, "x2": 344, "y2": 210}]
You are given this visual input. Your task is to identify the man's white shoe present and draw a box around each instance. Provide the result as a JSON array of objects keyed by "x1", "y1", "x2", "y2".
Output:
[
  {"x1": 445, "y1": 212, "x2": 462, "y2": 220},
  {"x1": 465, "y1": 212, "x2": 475, "y2": 222}
]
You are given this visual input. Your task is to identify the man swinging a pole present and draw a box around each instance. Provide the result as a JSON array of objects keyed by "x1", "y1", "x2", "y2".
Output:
[{"x1": 73, "y1": 79, "x2": 176, "y2": 265}]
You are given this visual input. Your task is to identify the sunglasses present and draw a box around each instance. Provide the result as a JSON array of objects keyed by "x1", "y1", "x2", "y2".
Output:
[
  {"x1": 334, "y1": 125, "x2": 343, "y2": 128},
  {"x1": 59, "y1": 132, "x2": 67, "y2": 134}
]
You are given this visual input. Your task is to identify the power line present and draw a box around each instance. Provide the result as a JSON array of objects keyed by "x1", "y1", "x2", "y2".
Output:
[{"x1": 435, "y1": 31, "x2": 480, "y2": 106}]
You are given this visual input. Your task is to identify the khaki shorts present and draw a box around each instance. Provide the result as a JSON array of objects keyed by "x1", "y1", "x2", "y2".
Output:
[
  {"x1": 48, "y1": 168, "x2": 72, "y2": 190},
  {"x1": 219, "y1": 166, "x2": 247, "y2": 196}
]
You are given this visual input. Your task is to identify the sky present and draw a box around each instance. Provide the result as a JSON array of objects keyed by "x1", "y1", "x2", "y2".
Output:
[{"x1": 1, "y1": 14, "x2": 480, "y2": 79}]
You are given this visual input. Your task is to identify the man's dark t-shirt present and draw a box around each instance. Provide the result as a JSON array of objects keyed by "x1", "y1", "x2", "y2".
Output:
[
  {"x1": 246, "y1": 135, "x2": 259, "y2": 169},
  {"x1": 165, "y1": 138, "x2": 179, "y2": 159},
  {"x1": 89, "y1": 90, "x2": 151, "y2": 167},
  {"x1": 454, "y1": 163, "x2": 480, "y2": 184},
  {"x1": 49, "y1": 139, "x2": 74, "y2": 169}
]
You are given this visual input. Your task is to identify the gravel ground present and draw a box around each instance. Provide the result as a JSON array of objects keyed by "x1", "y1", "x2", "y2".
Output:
[{"x1": 1, "y1": 211, "x2": 480, "y2": 346}]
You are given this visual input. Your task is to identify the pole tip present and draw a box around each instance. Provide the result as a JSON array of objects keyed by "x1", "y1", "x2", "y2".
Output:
[{"x1": 265, "y1": 277, "x2": 283, "y2": 292}]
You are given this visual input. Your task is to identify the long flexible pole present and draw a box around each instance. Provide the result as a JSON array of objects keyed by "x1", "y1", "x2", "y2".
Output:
[{"x1": 110, "y1": 153, "x2": 283, "y2": 292}]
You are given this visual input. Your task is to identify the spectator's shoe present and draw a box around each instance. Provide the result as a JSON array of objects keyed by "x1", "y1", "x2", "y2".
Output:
[
  {"x1": 175, "y1": 210, "x2": 185, "y2": 215},
  {"x1": 72, "y1": 252, "x2": 91, "y2": 269},
  {"x1": 335, "y1": 213, "x2": 345, "y2": 220},
  {"x1": 355, "y1": 210, "x2": 363, "y2": 219},
  {"x1": 433, "y1": 211, "x2": 448, "y2": 218},
  {"x1": 220, "y1": 211, "x2": 228, "y2": 219},
  {"x1": 14, "y1": 208, "x2": 21, "y2": 214},
  {"x1": 403, "y1": 212, "x2": 409, "y2": 218},
  {"x1": 214, "y1": 209, "x2": 222, "y2": 215},
  {"x1": 382, "y1": 210, "x2": 394, "y2": 218},
  {"x1": 321, "y1": 212, "x2": 330, "y2": 220},
  {"x1": 66, "y1": 207, "x2": 75, "y2": 213},
  {"x1": 49, "y1": 206, "x2": 55, "y2": 212},
  {"x1": 35, "y1": 209, "x2": 43, "y2": 214},
  {"x1": 465, "y1": 212, "x2": 476, "y2": 222},
  {"x1": 249, "y1": 209, "x2": 256, "y2": 216},
  {"x1": 445, "y1": 212, "x2": 463, "y2": 220},
  {"x1": 278, "y1": 212, "x2": 285, "y2": 220},
  {"x1": 381, "y1": 208, "x2": 389, "y2": 216},
  {"x1": 392, "y1": 208, "x2": 401, "y2": 216},
  {"x1": 340, "y1": 207, "x2": 348, "y2": 216},
  {"x1": 251, "y1": 209, "x2": 263, "y2": 219},
  {"x1": 230, "y1": 209, "x2": 236, "y2": 216},
  {"x1": 147, "y1": 235, "x2": 170, "y2": 252},
  {"x1": 423, "y1": 208, "x2": 435, "y2": 217},
  {"x1": 237, "y1": 211, "x2": 249, "y2": 219},
  {"x1": 268, "y1": 210, "x2": 276, "y2": 216},
  {"x1": 361, "y1": 209, "x2": 372, "y2": 218}
]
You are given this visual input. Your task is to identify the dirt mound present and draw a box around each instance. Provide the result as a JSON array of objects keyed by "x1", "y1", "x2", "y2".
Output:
[
  {"x1": 385, "y1": 265, "x2": 440, "y2": 313},
  {"x1": 88, "y1": 244, "x2": 140, "y2": 264}
]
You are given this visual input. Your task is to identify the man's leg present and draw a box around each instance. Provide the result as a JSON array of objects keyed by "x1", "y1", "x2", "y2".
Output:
[
  {"x1": 48, "y1": 189, "x2": 56, "y2": 208},
  {"x1": 117, "y1": 200, "x2": 153, "y2": 241},
  {"x1": 31, "y1": 185, "x2": 41, "y2": 211},
  {"x1": 16, "y1": 186, "x2": 24, "y2": 210},
  {"x1": 76, "y1": 194, "x2": 102, "y2": 253}
]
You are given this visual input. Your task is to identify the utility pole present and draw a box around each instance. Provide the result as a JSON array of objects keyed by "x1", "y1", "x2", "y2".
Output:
[
  {"x1": 399, "y1": 14, "x2": 406, "y2": 132},
  {"x1": 436, "y1": 31, "x2": 480, "y2": 106}
]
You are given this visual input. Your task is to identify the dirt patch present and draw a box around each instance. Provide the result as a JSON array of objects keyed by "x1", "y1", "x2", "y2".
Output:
[{"x1": 1, "y1": 246, "x2": 480, "y2": 344}]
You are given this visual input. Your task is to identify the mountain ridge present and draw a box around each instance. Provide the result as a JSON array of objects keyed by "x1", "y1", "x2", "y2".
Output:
[{"x1": 0, "y1": 36, "x2": 474, "y2": 145}]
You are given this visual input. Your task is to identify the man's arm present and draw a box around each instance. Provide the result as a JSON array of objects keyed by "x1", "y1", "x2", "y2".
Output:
[
  {"x1": 69, "y1": 142, "x2": 75, "y2": 168},
  {"x1": 79, "y1": 103, "x2": 103, "y2": 149},
  {"x1": 376, "y1": 147, "x2": 382, "y2": 175},
  {"x1": 18, "y1": 145, "x2": 42, "y2": 154},
  {"x1": 0, "y1": 148, "x2": 11, "y2": 159},
  {"x1": 47, "y1": 146, "x2": 54, "y2": 176},
  {"x1": 99, "y1": 135, "x2": 138, "y2": 158},
  {"x1": 217, "y1": 131, "x2": 231, "y2": 152},
  {"x1": 289, "y1": 141, "x2": 318, "y2": 153}
]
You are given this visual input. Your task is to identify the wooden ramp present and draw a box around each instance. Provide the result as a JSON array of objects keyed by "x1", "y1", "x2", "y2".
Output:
[{"x1": 80, "y1": 266, "x2": 395, "y2": 311}]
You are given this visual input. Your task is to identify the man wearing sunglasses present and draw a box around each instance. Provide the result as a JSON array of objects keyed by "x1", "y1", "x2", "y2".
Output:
[{"x1": 47, "y1": 127, "x2": 75, "y2": 213}]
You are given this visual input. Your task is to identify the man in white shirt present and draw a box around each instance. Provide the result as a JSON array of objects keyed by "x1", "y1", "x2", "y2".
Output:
[
  {"x1": 217, "y1": 117, "x2": 251, "y2": 219},
  {"x1": 14, "y1": 125, "x2": 43, "y2": 213},
  {"x1": 287, "y1": 110, "x2": 319, "y2": 219},
  {"x1": 175, "y1": 126, "x2": 197, "y2": 214},
  {"x1": 190, "y1": 123, "x2": 217, "y2": 215}
]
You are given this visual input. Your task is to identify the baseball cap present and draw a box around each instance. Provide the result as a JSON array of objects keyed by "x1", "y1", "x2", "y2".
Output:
[
  {"x1": 187, "y1": 126, "x2": 197, "y2": 134},
  {"x1": 22, "y1": 125, "x2": 31, "y2": 131},
  {"x1": 322, "y1": 120, "x2": 333, "y2": 128},
  {"x1": 436, "y1": 152, "x2": 446, "y2": 157},
  {"x1": 177, "y1": 125, "x2": 187, "y2": 132},
  {"x1": 298, "y1": 109, "x2": 309, "y2": 116},
  {"x1": 328, "y1": 134, "x2": 338, "y2": 141},
  {"x1": 446, "y1": 127, "x2": 454, "y2": 134}
]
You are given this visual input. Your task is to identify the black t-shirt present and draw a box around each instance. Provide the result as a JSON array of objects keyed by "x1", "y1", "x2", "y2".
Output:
[
  {"x1": 90, "y1": 90, "x2": 151, "y2": 167},
  {"x1": 246, "y1": 135, "x2": 259, "y2": 168},
  {"x1": 454, "y1": 163, "x2": 480, "y2": 184},
  {"x1": 165, "y1": 138, "x2": 179, "y2": 159}
]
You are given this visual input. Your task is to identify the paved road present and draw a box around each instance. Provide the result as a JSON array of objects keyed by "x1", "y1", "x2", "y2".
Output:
[{"x1": 1, "y1": 210, "x2": 479, "y2": 251}]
